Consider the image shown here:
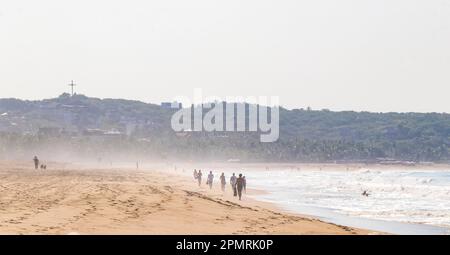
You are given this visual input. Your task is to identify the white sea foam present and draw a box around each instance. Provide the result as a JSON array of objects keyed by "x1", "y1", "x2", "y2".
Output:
[{"x1": 246, "y1": 168, "x2": 450, "y2": 229}]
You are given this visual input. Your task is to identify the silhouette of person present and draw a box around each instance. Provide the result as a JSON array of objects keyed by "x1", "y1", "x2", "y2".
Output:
[
  {"x1": 33, "y1": 156, "x2": 39, "y2": 170},
  {"x1": 230, "y1": 173, "x2": 237, "y2": 196},
  {"x1": 207, "y1": 171, "x2": 214, "y2": 189},
  {"x1": 197, "y1": 170, "x2": 202, "y2": 187},
  {"x1": 220, "y1": 173, "x2": 226, "y2": 192},
  {"x1": 236, "y1": 174, "x2": 245, "y2": 200},
  {"x1": 193, "y1": 169, "x2": 198, "y2": 180}
]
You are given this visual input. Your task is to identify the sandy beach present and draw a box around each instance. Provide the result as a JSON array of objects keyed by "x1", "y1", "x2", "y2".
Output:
[{"x1": 0, "y1": 161, "x2": 373, "y2": 235}]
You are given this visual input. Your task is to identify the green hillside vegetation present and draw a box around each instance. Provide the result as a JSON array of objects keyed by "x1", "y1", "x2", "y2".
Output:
[{"x1": 0, "y1": 94, "x2": 449, "y2": 163}]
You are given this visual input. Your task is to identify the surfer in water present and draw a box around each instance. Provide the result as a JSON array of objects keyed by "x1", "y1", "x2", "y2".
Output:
[{"x1": 362, "y1": 190, "x2": 370, "y2": 197}]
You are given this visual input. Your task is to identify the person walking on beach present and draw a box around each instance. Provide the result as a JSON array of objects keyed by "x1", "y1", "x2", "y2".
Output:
[
  {"x1": 230, "y1": 173, "x2": 237, "y2": 196},
  {"x1": 33, "y1": 156, "x2": 39, "y2": 170},
  {"x1": 197, "y1": 170, "x2": 203, "y2": 187},
  {"x1": 242, "y1": 176, "x2": 247, "y2": 193},
  {"x1": 207, "y1": 171, "x2": 214, "y2": 189},
  {"x1": 236, "y1": 174, "x2": 245, "y2": 200},
  {"x1": 220, "y1": 173, "x2": 226, "y2": 192},
  {"x1": 193, "y1": 169, "x2": 198, "y2": 180}
]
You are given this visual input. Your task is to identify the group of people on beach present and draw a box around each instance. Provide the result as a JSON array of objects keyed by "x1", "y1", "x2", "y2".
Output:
[{"x1": 193, "y1": 170, "x2": 247, "y2": 200}]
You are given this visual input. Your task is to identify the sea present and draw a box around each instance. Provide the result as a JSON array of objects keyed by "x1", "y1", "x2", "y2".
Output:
[{"x1": 243, "y1": 167, "x2": 450, "y2": 234}]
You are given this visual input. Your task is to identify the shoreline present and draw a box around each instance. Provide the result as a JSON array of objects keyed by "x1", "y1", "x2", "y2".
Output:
[
  {"x1": 249, "y1": 195, "x2": 448, "y2": 235},
  {"x1": 132, "y1": 166, "x2": 380, "y2": 235},
  {"x1": 3, "y1": 160, "x2": 448, "y2": 235},
  {"x1": 160, "y1": 162, "x2": 450, "y2": 235},
  {"x1": 0, "y1": 161, "x2": 375, "y2": 235}
]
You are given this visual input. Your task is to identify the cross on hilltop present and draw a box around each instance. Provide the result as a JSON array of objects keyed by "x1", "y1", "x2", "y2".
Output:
[{"x1": 68, "y1": 80, "x2": 76, "y2": 96}]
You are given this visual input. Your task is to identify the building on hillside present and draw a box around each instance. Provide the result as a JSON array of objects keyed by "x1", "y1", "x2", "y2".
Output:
[{"x1": 161, "y1": 102, "x2": 182, "y2": 109}]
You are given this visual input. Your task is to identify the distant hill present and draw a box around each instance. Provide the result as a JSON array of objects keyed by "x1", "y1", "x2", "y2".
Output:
[{"x1": 0, "y1": 94, "x2": 449, "y2": 163}]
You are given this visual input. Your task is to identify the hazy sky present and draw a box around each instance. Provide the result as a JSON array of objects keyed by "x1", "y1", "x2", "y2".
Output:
[{"x1": 1, "y1": 0, "x2": 449, "y2": 113}]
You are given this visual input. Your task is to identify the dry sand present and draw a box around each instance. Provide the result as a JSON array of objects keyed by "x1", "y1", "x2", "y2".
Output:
[{"x1": 0, "y1": 161, "x2": 373, "y2": 235}]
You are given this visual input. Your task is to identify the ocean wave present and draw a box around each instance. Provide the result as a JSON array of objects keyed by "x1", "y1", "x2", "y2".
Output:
[{"x1": 249, "y1": 169, "x2": 450, "y2": 229}]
